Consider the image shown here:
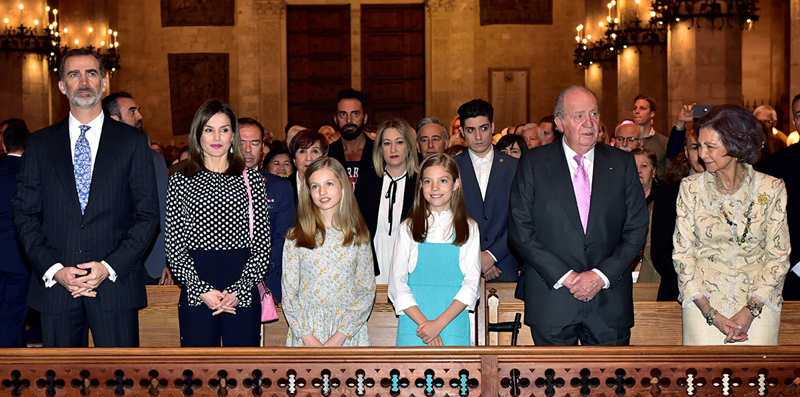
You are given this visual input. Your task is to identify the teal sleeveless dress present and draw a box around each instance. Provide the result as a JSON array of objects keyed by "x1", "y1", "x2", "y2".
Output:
[{"x1": 396, "y1": 241, "x2": 470, "y2": 346}]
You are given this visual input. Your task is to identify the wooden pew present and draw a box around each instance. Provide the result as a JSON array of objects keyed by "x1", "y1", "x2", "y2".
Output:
[
  {"x1": 5, "y1": 346, "x2": 800, "y2": 396},
  {"x1": 486, "y1": 282, "x2": 800, "y2": 345}
]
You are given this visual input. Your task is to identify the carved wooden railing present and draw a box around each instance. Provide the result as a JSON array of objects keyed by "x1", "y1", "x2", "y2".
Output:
[{"x1": 2, "y1": 346, "x2": 800, "y2": 396}]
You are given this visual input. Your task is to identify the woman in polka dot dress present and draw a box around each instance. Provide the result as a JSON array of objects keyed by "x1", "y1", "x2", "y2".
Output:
[
  {"x1": 165, "y1": 99, "x2": 271, "y2": 347},
  {"x1": 281, "y1": 157, "x2": 376, "y2": 346}
]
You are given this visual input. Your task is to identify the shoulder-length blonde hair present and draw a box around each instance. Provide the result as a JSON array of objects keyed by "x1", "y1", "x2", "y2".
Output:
[
  {"x1": 177, "y1": 98, "x2": 245, "y2": 178},
  {"x1": 287, "y1": 157, "x2": 370, "y2": 249},
  {"x1": 407, "y1": 153, "x2": 470, "y2": 246},
  {"x1": 372, "y1": 118, "x2": 418, "y2": 178}
]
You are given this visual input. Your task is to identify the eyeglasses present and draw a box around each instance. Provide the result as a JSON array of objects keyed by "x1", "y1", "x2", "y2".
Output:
[{"x1": 615, "y1": 136, "x2": 643, "y2": 144}]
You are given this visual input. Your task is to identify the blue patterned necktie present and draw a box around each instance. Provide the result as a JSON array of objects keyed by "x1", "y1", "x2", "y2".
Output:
[{"x1": 74, "y1": 124, "x2": 92, "y2": 214}]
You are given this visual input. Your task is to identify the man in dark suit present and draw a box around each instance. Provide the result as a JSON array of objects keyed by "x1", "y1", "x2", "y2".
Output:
[
  {"x1": 13, "y1": 48, "x2": 159, "y2": 347},
  {"x1": 509, "y1": 86, "x2": 648, "y2": 346},
  {"x1": 454, "y1": 99, "x2": 519, "y2": 283},
  {"x1": 239, "y1": 117, "x2": 296, "y2": 303},
  {"x1": 102, "y1": 91, "x2": 172, "y2": 285},
  {"x1": 0, "y1": 126, "x2": 28, "y2": 346},
  {"x1": 759, "y1": 93, "x2": 800, "y2": 301}
]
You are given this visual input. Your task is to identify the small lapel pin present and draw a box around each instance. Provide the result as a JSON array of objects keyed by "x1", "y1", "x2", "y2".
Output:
[
  {"x1": 609, "y1": 167, "x2": 614, "y2": 171},
  {"x1": 499, "y1": 158, "x2": 505, "y2": 163}
]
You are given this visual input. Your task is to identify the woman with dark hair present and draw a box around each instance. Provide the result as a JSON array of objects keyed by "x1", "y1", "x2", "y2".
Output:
[
  {"x1": 673, "y1": 105, "x2": 789, "y2": 345},
  {"x1": 264, "y1": 141, "x2": 294, "y2": 178},
  {"x1": 165, "y1": 99, "x2": 271, "y2": 347},
  {"x1": 357, "y1": 118, "x2": 418, "y2": 282},
  {"x1": 288, "y1": 129, "x2": 329, "y2": 203},
  {"x1": 495, "y1": 134, "x2": 526, "y2": 159}
]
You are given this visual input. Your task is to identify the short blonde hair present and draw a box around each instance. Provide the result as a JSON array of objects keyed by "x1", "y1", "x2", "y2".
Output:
[{"x1": 372, "y1": 118, "x2": 418, "y2": 178}]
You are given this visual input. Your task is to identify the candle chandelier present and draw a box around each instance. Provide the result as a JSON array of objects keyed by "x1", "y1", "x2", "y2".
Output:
[
  {"x1": 574, "y1": 0, "x2": 757, "y2": 69},
  {"x1": 574, "y1": 0, "x2": 667, "y2": 69},
  {"x1": 1, "y1": 2, "x2": 120, "y2": 74},
  {"x1": 650, "y1": 0, "x2": 759, "y2": 30}
]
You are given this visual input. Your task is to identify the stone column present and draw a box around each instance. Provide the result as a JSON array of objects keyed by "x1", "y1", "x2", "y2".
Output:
[
  {"x1": 427, "y1": 0, "x2": 477, "y2": 122},
  {"x1": 667, "y1": 22, "x2": 742, "y2": 124},
  {"x1": 615, "y1": 0, "x2": 668, "y2": 134}
]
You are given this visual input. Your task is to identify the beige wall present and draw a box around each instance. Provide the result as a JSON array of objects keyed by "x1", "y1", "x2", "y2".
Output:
[
  {"x1": 109, "y1": 0, "x2": 584, "y2": 146},
  {"x1": 4, "y1": 0, "x2": 799, "y2": 140}
]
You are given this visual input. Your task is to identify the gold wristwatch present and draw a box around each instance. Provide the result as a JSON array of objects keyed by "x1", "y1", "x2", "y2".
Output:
[{"x1": 746, "y1": 300, "x2": 763, "y2": 318}]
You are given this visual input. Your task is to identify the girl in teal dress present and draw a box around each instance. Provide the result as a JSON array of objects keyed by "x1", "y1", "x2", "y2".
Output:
[{"x1": 388, "y1": 153, "x2": 481, "y2": 346}]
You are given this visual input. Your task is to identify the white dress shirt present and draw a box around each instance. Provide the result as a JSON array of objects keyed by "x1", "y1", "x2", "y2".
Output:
[
  {"x1": 388, "y1": 210, "x2": 482, "y2": 315},
  {"x1": 468, "y1": 148, "x2": 493, "y2": 200},
  {"x1": 553, "y1": 140, "x2": 609, "y2": 290},
  {"x1": 374, "y1": 171, "x2": 408, "y2": 284},
  {"x1": 43, "y1": 111, "x2": 117, "y2": 288}
]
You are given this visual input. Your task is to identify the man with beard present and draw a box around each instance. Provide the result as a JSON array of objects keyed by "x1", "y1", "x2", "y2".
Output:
[
  {"x1": 13, "y1": 48, "x2": 158, "y2": 347},
  {"x1": 239, "y1": 117, "x2": 295, "y2": 303},
  {"x1": 328, "y1": 89, "x2": 377, "y2": 193},
  {"x1": 101, "y1": 91, "x2": 172, "y2": 286}
]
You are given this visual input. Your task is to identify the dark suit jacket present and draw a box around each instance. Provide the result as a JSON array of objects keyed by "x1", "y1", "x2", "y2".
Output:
[
  {"x1": 328, "y1": 135, "x2": 378, "y2": 199},
  {"x1": 649, "y1": 182, "x2": 681, "y2": 302},
  {"x1": 509, "y1": 141, "x2": 649, "y2": 330},
  {"x1": 758, "y1": 144, "x2": 800, "y2": 300},
  {"x1": 260, "y1": 172, "x2": 296, "y2": 303},
  {"x1": 13, "y1": 117, "x2": 159, "y2": 313},
  {"x1": 455, "y1": 149, "x2": 519, "y2": 282},
  {"x1": 0, "y1": 155, "x2": 26, "y2": 275},
  {"x1": 143, "y1": 150, "x2": 168, "y2": 279},
  {"x1": 357, "y1": 171, "x2": 417, "y2": 276}
]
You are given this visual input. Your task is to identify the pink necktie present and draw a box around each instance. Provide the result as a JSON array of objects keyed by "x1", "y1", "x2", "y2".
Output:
[{"x1": 573, "y1": 154, "x2": 590, "y2": 233}]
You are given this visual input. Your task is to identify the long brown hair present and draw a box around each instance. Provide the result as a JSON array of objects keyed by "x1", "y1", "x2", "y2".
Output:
[
  {"x1": 287, "y1": 157, "x2": 370, "y2": 249},
  {"x1": 408, "y1": 153, "x2": 470, "y2": 246},
  {"x1": 177, "y1": 99, "x2": 245, "y2": 178}
]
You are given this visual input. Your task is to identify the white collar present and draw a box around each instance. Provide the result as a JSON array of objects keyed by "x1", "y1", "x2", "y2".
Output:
[
  {"x1": 562, "y1": 139, "x2": 595, "y2": 163},
  {"x1": 468, "y1": 147, "x2": 494, "y2": 164}
]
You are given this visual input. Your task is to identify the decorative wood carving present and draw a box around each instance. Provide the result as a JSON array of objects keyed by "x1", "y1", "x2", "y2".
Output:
[
  {"x1": 161, "y1": 0, "x2": 234, "y2": 27},
  {"x1": 480, "y1": 0, "x2": 553, "y2": 25},
  {"x1": 254, "y1": 0, "x2": 286, "y2": 17},
  {"x1": 2, "y1": 347, "x2": 800, "y2": 396},
  {"x1": 167, "y1": 53, "x2": 230, "y2": 136}
]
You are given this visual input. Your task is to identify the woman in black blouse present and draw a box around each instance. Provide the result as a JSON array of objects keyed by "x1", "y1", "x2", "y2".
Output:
[
  {"x1": 165, "y1": 99, "x2": 271, "y2": 347},
  {"x1": 356, "y1": 118, "x2": 418, "y2": 282}
]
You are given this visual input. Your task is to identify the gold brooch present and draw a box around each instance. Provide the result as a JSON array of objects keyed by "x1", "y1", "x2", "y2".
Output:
[{"x1": 758, "y1": 193, "x2": 767, "y2": 206}]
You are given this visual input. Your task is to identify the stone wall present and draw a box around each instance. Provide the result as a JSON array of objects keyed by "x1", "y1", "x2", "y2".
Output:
[{"x1": 108, "y1": 0, "x2": 583, "y2": 145}]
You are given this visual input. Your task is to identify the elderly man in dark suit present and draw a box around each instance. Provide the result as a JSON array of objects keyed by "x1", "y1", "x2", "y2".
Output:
[
  {"x1": 13, "y1": 48, "x2": 158, "y2": 347},
  {"x1": 0, "y1": 126, "x2": 28, "y2": 347},
  {"x1": 509, "y1": 86, "x2": 648, "y2": 346},
  {"x1": 454, "y1": 99, "x2": 519, "y2": 284}
]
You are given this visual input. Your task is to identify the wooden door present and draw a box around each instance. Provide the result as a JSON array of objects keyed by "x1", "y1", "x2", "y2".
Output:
[
  {"x1": 361, "y1": 4, "x2": 425, "y2": 130},
  {"x1": 287, "y1": 5, "x2": 351, "y2": 131}
]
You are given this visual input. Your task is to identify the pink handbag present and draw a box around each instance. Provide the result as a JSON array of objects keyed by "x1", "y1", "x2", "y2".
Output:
[{"x1": 243, "y1": 169, "x2": 279, "y2": 322}]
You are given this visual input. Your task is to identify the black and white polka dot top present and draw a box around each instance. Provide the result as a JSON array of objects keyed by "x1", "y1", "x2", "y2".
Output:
[{"x1": 165, "y1": 168, "x2": 271, "y2": 307}]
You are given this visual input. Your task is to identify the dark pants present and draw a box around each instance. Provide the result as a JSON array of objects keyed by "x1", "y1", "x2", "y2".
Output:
[
  {"x1": 784, "y1": 270, "x2": 800, "y2": 301},
  {"x1": 178, "y1": 249, "x2": 261, "y2": 347},
  {"x1": 40, "y1": 299, "x2": 139, "y2": 347},
  {"x1": 530, "y1": 304, "x2": 631, "y2": 346},
  {"x1": 0, "y1": 272, "x2": 28, "y2": 347}
]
